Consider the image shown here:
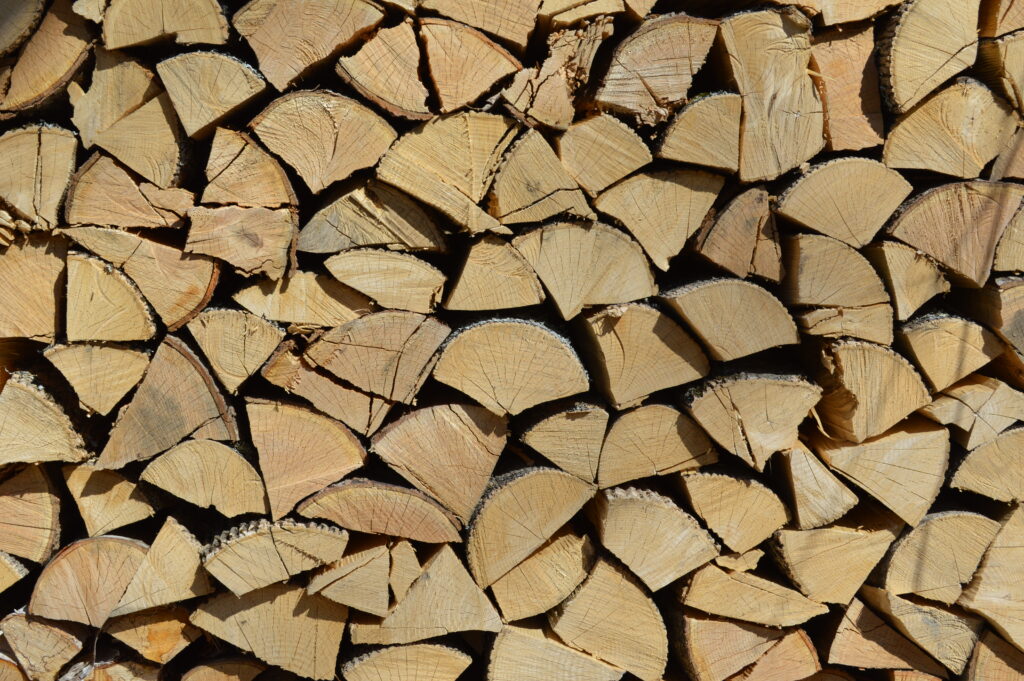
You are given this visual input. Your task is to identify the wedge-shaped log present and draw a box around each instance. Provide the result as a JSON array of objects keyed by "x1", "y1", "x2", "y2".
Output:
[
  {"x1": 658, "y1": 93, "x2": 741, "y2": 173},
  {"x1": 0, "y1": 373, "x2": 87, "y2": 467},
  {"x1": 898, "y1": 314, "x2": 1001, "y2": 391},
  {"x1": 681, "y1": 472, "x2": 788, "y2": 554},
  {"x1": 683, "y1": 564, "x2": 828, "y2": 627},
  {"x1": 325, "y1": 250, "x2": 446, "y2": 313},
  {"x1": 344, "y1": 644, "x2": 471, "y2": 681},
  {"x1": 66, "y1": 252, "x2": 155, "y2": 342},
  {"x1": 233, "y1": 270, "x2": 371, "y2": 328},
  {"x1": 863, "y1": 241, "x2": 950, "y2": 321},
  {"x1": 958, "y1": 506, "x2": 1024, "y2": 651},
  {"x1": 445, "y1": 235, "x2": 544, "y2": 311},
  {"x1": 63, "y1": 465, "x2": 153, "y2": 536},
  {"x1": 0, "y1": 465, "x2": 60, "y2": 563},
  {"x1": 157, "y1": 52, "x2": 266, "y2": 137},
  {"x1": 489, "y1": 624, "x2": 623, "y2": 681}
]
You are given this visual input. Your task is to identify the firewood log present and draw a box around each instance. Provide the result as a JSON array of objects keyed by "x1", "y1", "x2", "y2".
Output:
[
  {"x1": 488, "y1": 623, "x2": 622, "y2": 681},
  {"x1": 898, "y1": 314, "x2": 1002, "y2": 391},
  {"x1": 967, "y1": 630, "x2": 1024, "y2": 681},
  {"x1": 679, "y1": 613, "x2": 786, "y2": 681},
  {"x1": 106, "y1": 607, "x2": 199, "y2": 664},
  {"x1": 978, "y1": 32, "x2": 1024, "y2": 111},
  {"x1": 0, "y1": 372, "x2": 87, "y2": 467},
  {"x1": 0, "y1": 465, "x2": 59, "y2": 564},
  {"x1": 389, "y1": 540, "x2": 419, "y2": 602},
  {"x1": 681, "y1": 472, "x2": 788, "y2": 554},
  {"x1": 557, "y1": 114, "x2": 650, "y2": 198},
  {"x1": 186, "y1": 205, "x2": 297, "y2": 279},
  {"x1": 958, "y1": 505, "x2": 1024, "y2": 651},
  {"x1": 324, "y1": 250, "x2": 445, "y2": 313},
  {"x1": 0, "y1": 0, "x2": 45, "y2": 58},
  {"x1": 446, "y1": 235, "x2": 545, "y2": 310},
  {"x1": 682, "y1": 564, "x2": 828, "y2": 627},
  {"x1": 599, "y1": 404, "x2": 715, "y2": 487},
  {"x1": 307, "y1": 536, "x2": 389, "y2": 615},
  {"x1": 63, "y1": 465, "x2": 153, "y2": 536},
  {"x1": 1, "y1": 613, "x2": 83, "y2": 681},
  {"x1": 951, "y1": 427, "x2": 1024, "y2": 501},
  {"x1": 694, "y1": 187, "x2": 782, "y2": 282},
  {"x1": 102, "y1": 0, "x2": 227, "y2": 48},
  {"x1": 778, "y1": 443, "x2": 858, "y2": 530},
  {"x1": 202, "y1": 128, "x2": 295, "y2": 208},
  {"x1": 343, "y1": 644, "x2": 471, "y2": 681},
  {"x1": 42, "y1": 344, "x2": 147, "y2": 416},
  {"x1": 863, "y1": 241, "x2": 951, "y2": 321},
  {"x1": 726, "y1": 630, "x2": 821, "y2": 681},
  {"x1": 782, "y1": 233, "x2": 890, "y2": 309},
  {"x1": 421, "y1": 18, "x2": 520, "y2": 113},
  {"x1": 418, "y1": 0, "x2": 537, "y2": 51},
  {"x1": 66, "y1": 252, "x2": 155, "y2": 342},
  {"x1": 811, "y1": 23, "x2": 885, "y2": 151},
  {"x1": 795, "y1": 303, "x2": 895, "y2": 346},
  {"x1": 658, "y1": 93, "x2": 741, "y2": 173},
  {"x1": 157, "y1": 52, "x2": 266, "y2": 138},
  {"x1": 66, "y1": 154, "x2": 193, "y2": 230},
  {"x1": 520, "y1": 403, "x2": 607, "y2": 482},
  {"x1": 233, "y1": 270, "x2": 371, "y2": 328},
  {"x1": 0, "y1": 126, "x2": 77, "y2": 230},
  {"x1": 537, "y1": 0, "x2": 626, "y2": 27},
  {"x1": 336, "y1": 19, "x2": 429, "y2": 119},
  {"x1": 920, "y1": 375, "x2": 1024, "y2": 449}
]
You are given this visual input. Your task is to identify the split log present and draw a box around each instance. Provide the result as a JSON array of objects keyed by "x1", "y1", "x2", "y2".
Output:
[
  {"x1": 343, "y1": 644, "x2": 471, "y2": 681},
  {"x1": 157, "y1": 52, "x2": 266, "y2": 137},
  {"x1": 68, "y1": 48, "x2": 158, "y2": 148},
  {"x1": 389, "y1": 540, "x2": 419, "y2": 602},
  {"x1": 978, "y1": 32, "x2": 1024, "y2": 111},
  {"x1": 679, "y1": 613, "x2": 786, "y2": 681},
  {"x1": 921, "y1": 375, "x2": 1024, "y2": 449},
  {"x1": 337, "y1": 19, "x2": 428, "y2": 119},
  {"x1": 0, "y1": 553, "x2": 26, "y2": 595},
  {"x1": 232, "y1": 270, "x2": 372, "y2": 328},
  {"x1": 1, "y1": 613, "x2": 83, "y2": 681},
  {"x1": 680, "y1": 472, "x2": 788, "y2": 554},
  {"x1": 0, "y1": 465, "x2": 60, "y2": 563},
  {"x1": 658, "y1": 93, "x2": 742, "y2": 173},
  {"x1": 521, "y1": 403, "x2": 607, "y2": 482},
  {"x1": 202, "y1": 128, "x2": 295, "y2": 208},
  {"x1": 558, "y1": 114, "x2": 651, "y2": 197},
  {"x1": 103, "y1": 0, "x2": 227, "y2": 48},
  {"x1": 187, "y1": 309, "x2": 284, "y2": 394},
  {"x1": 952, "y1": 426, "x2": 1024, "y2": 501},
  {"x1": 795, "y1": 303, "x2": 895, "y2": 346},
  {"x1": 325, "y1": 250, "x2": 445, "y2": 313},
  {"x1": 89, "y1": 93, "x2": 184, "y2": 188},
  {"x1": 66, "y1": 252, "x2": 155, "y2": 342},
  {"x1": 63, "y1": 465, "x2": 153, "y2": 536},
  {"x1": 538, "y1": 0, "x2": 626, "y2": 27},
  {"x1": 420, "y1": 18, "x2": 520, "y2": 113},
  {"x1": 43, "y1": 344, "x2": 149, "y2": 415},
  {"x1": 0, "y1": 238, "x2": 63, "y2": 342},
  {"x1": 967, "y1": 630, "x2": 1024, "y2": 681},
  {"x1": 958, "y1": 505, "x2": 1024, "y2": 650},
  {"x1": 0, "y1": 126, "x2": 77, "y2": 230},
  {"x1": 181, "y1": 659, "x2": 265, "y2": 681},
  {"x1": 0, "y1": 372, "x2": 87, "y2": 466},
  {"x1": 307, "y1": 537, "x2": 389, "y2": 615},
  {"x1": 682, "y1": 564, "x2": 829, "y2": 627},
  {"x1": 693, "y1": 187, "x2": 782, "y2": 282},
  {"x1": 186, "y1": 206, "x2": 296, "y2": 279},
  {"x1": 727, "y1": 630, "x2": 821, "y2": 681},
  {"x1": 488, "y1": 623, "x2": 622, "y2": 681},
  {"x1": 0, "y1": 0, "x2": 45, "y2": 58},
  {"x1": 419, "y1": 0, "x2": 537, "y2": 51},
  {"x1": 863, "y1": 241, "x2": 950, "y2": 321},
  {"x1": 778, "y1": 443, "x2": 858, "y2": 530},
  {"x1": 967, "y1": 276, "x2": 1024, "y2": 354},
  {"x1": 782, "y1": 233, "x2": 890, "y2": 309},
  {"x1": 106, "y1": 607, "x2": 199, "y2": 664},
  {"x1": 811, "y1": 23, "x2": 885, "y2": 151},
  {"x1": 898, "y1": 314, "x2": 1001, "y2": 391},
  {"x1": 445, "y1": 235, "x2": 545, "y2": 310}
]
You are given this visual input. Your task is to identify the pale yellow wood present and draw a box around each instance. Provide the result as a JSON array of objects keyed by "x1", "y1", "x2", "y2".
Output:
[
  {"x1": 782, "y1": 233, "x2": 890, "y2": 309},
  {"x1": 63, "y1": 465, "x2": 152, "y2": 536},
  {"x1": 953, "y1": 427, "x2": 1024, "y2": 501},
  {"x1": 967, "y1": 630, "x2": 1024, "y2": 681},
  {"x1": 996, "y1": 197, "x2": 1024, "y2": 272},
  {"x1": 181, "y1": 659, "x2": 266, "y2": 681},
  {"x1": 538, "y1": 0, "x2": 624, "y2": 26},
  {"x1": 521, "y1": 403, "x2": 608, "y2": 482},
  {"x1": 979, "y1": 32, "x2": 1024, "y2": 111},
  {"x1": 0, "y1": 657, "x2": 26, "y2": 681},
  {"x1": 337, "y1": 19, "x2": 429, "y2": 119},
  {"x1": 0, "y1": 0, "x2": 44, "y2": 57},
  {"x1": 0, "y1": 126, "x2": 77, "y2": 229},
  {"x1": 0, "y1": 552, "x2": 26, "y2": 594},
  {"x1": 863, "y1": 241, "x2": 950, "y2": 321},
  {"x1": 684, "y1": 564, "x2": 828, "y2": 627},
  {"x1": 811, "y1": 24, "x2": 885, "y2": 151},
  {"x1": 325, "y1": 250, "x2": 445, "y2": 313},
  {"x1": 898, "y1": 314, "x2": 1002, "y2": 391},
  {"x1": 558, "y1": 114, "x2": 651, "y2": 197},
  {"x1": 0, "y1": 373, "x2": 87, "y2": 466},
  {"x1": 66, "y1": 153, "x2": 193, "y2": 229},
  {"x1": 107, "y1": 607, "x2": 200, "y2": 664},
  {"x1": 421, "y1": 18, "x2": 521, "y2": 113},
  {"x1": 344, "y1": 643, "x2": 471, "y2": 681},
  {"x1": 1, "y1": 613, "x2": 82, "y2": 681},
  {"x1": 446, "y1": 235, "x2": 545, "y2": 310},
  {"x1": 778, "y1": 443, "x2": 858, "y2": 530},
  {"x1": 233, "y1": 270, "x2": 372, "y2": 328},
  {"x1": 581, "y1": 303, "x2": 708, "y2": 410},
  {"x1": 252, "y1": 91, "x2": 396, "y2": 194},
  {"x1": 418, "y1": 0, "x2": 537, "y2": 50},
  {"x1": 103, "y1": 0, "x2": 227, "y2": 48},
  {"x1": 694, "y1": 187, "x2": 782, "y2": 282},
  {"x1": 389, "y1": 539, "x2": 420, "y2": 602},
  {"x1": 97, "y1": 335, "x2": 237, "y2": 468},
  {"x1": 247, "y1": 399, "x2": 365, "y2": 519},
  {"x1": 658, "y1": 93, "x2": 741, "y2": 173},
  {"x1": 185, "y1": 206, "x2": 296, "y2": 279},
  {"x1": 299, "y1": 478, "x2": 461, "y2": 543},
  {"x1": 308, "y1": 538, "x2": 389, "y2": 616},
  {"x1": 43, "y1": 344, "x2": 149, "y2": 415},
  {"x1": 69, "y1": 48, "x2": 159, "y2": 148},
  {"x1": 680, "y1": 472, "x2": 788, "y2": 554},
  {"x1": 489, "y1": 624, "x2": 623, "y2": 681},
  {"x1": 0, "y1": 237, "x2": 63, "y2": 341},
  {"x1": 92, "y1": 92, "x2": 184, "y2": 188},
  {"x1": 921, "y1": 375, "x2": 1024, "y2": 449},
  {"x1": 795, "y1": 303, "x2": 895, "y2": 346},
  {"x1": 158, "y1": 52, "x2": 266, "y2": 137},
  {"x1": 187, "y1": 309, "x2": 284, "y2": 394},
  {"x1": 599, "y1": 404, "x2": 715, "y2": 488},
  {"x1": 812, "y1": 419, "x2": 948, "y2": 526},
  {"x1": 66, "y1": 252, "x2": 155, "y2": 342},
  {"x1": 191, "y1": 583, "x2": 347, "y2": 680},
  {"x1": 0, "y1": 465, "x2": 60, "y2": 562},
  {"x1": 549, "y1": 557, "x2": 667, "y2": 681},
  {"x1": 681, "y1": 614, "x2": 784, "y2": 681},
  {"x1": 233, "y1": 0, "x2": 383, "y2": 90},
  {"x1": 203, "y1": 128, "x2": 295, "y2": 208},
  {"x1": 727, "y1": 630, "x2": 821, "y2": 681},
  {"x1": 687, "y1": 374, "x2": 821, "y2": 471},
  {"x1": 959, "y1": 506, "x2": 1024, "y2": 651}
]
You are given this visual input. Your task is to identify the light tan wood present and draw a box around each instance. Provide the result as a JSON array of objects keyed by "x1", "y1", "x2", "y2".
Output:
[
  {"x1": 0, "y1": 465, "x2": 60, "y2": 563},
  {"x1": 0, "y1": 372, "x2": 87, "y2": 467},
  {"x1": 389, "y1": 540, "x2": 419, "y2": 602},
  {"x1": 233, "y1": 0, "x2": 383, "y2": 90},
  {"x1": 203, "y1": 519, "x2": 347, "y2": 596},
  {"x1": 812, "y1": 419, "x2": 948, "y2": 526},
  {"x1": 489, "y1": 526, "x2": 592, "y2": 621},
  {"x1": 185, "y1": 205, "x2": 296, "y2": 280},
  {"x1": 325, "y1": 250, "x2": 445, "y2": 313},
  {"x1": 157, "y1": 52, "x2": 265, "y2": 137},
  {"x1": 721, "y1": 9, "x2": 824, "y2": 181},
  {"x1": 558, "y1": 114, "x2": 651, "y2": 197},
  {"x1": 349, "y1": 544, "x2": 501, "y2": 645},
  {"x1": 247, "y1": 399, "x2": 365, "y2": 519},
  {"x1": 658, "y1": 93, "x2": 741, "y2": 173},
  {"x1": 0, "y1": 238, "x2": 63, "y2": 341},
  {"x1": 591, "y1": 487, "x2": 717, "y2": 591},
  {"x1": 549, "y1": 557, "x2": 667, "y2": 681},
  {"x1": 594, "y1": 169, "x2": 722, "y2": 271},
  {"x1": 377, "y1": 112, "x2": 516, "y2": 233},
  {"x1": 421, "y1": 18, "x2": 520, "y2": 113},
  {"x1": 344, "y1": 643, "x2": 471, "y2": 681},
  {"x1": 952, "y1": 427, "x2": 1024, "y2": 501},
  {"x1": 959, "y1": 506, "x2": 1024, "y2": 651},
  {"x1": 594, "y1": 14, "x2": 716, "y2": 124},
  {"x1": 0, "y1": 656, "x2": 27, "y2": 681},
  {"x1": 298, "y1": 478, "x2": 461, "y2": 543},
  {"x1": 202, "y1": 128, "x2": 295, "y2": 207},
  {"x1": 298, "y1": 180, "x2": 443, "y2": 254},
  {"x1": 97, "y1": 335, "x2": 237, "y2": 468},
  {"x1": 680, "y1": 614, "x2": 785, "y2": 681},
  {"x1": 0, "y1": 0, "x2": 45, "y2": 58},
  {"x1": 521, "y1": 403, "x2": 607, "y2": 482},
  {"x1": 308, "y1": 537, "x2": 389, "y2": 615},
  {"x1": 921, "y1": 375, "x2": 1024, "y2": 450},
  {"x1": 434, "y1": 319, "x2": 588, "y2": 415},
  {"x1": 418, "y1": 0, "x2": 536, "y2": 50},
  {"x1": 683, "y1": 564, "x2": 828, "y2": 627},
  {"x1": 107, "y1": 606, "x2": 199, "y2": 664},
  {"x1": 815, "y1": 339, "x2": 930, "y2": 443},
  {"x1": 979, "y1": 32, "x2": 1024, "y2": 112},
  {"x1": 862, "y1": 585, "x2": 983, "y2": 675},
  {"x1": 1, "y1": 613, "x2": 82, "y2": 681},
  {"x1": 29, "y1": 535, "x2": 148, "y2": 626},
  {"x1": 233, "y1": 270, "x2": 372, "y2": 328},
  {"x1": 0, "y1": 551, "x2": 27, "y2": 595},
  {"x1": 69, "y1": 661, "x2": 159, "y2": 681},
  {"x1": 63, "y1": 465, "x2": 152, "y2": 536},
  {"x1": 777, "y1": 159, "x2": 910, "y2": 248},
  {"x1": 141, "y1": 439, "x2": 268, "y2": 517},
  {"x1": 694, "y1": 187, "x2": 782, "y2": 282},
  {"x1": 778, "y1": 443, "x2": 858, "y2": 530},
  {"x1": 782, "y1": 233, "x2": 890, "y2": 309},
  {"x1": 372, "y1": 403, "x2": 505, "y2": 521},
  {"x1": 898, "y1": 314, "x2": 1002, "y2": 391},
  {"x1": 489, "y1": 129, "x2": 592, "y2": 225},
  {"x1": 446, "y1": 234, "x2": 544, "y2": 310},
  {"x1": 795, "y1": 303, "x2": 895, "y2": 346},
  {"x1": 581, "y1": 303, "x2": 708, "y2": 410},
  {"x1": 827, "y1": 597, "x2": 949, "y2": 676},
  {"x1": 489, "y1": 624, "x2": 623, "y2": 681},
  {"x1": 811, "y1": 23, "x2": 885, "y2": 151},
  {"x1": 0, "y1": 126, "x2": 77, "y2": 230},
  {"x1": 967, "y1": 630, "x2": 1024, "y2": 681},
  {"x1": 681, "y1": 472, "x2": 788, "y2": 554},
  {"x1": 112, "y1": 516, "x2": 212, "y2": 616},
  {"x1": 90, "y1": 92, "x2": 184, "y2": 188},
  {"x1": 187, "y1": 308, "x2": 284, "y2": 394},
  {"x1": 66, "y1": 252, "x2": 155, "y2": 342},
  {"x1": 252, "y1": 91, "x2": 395, "y2": 194},
  {"x1": 467, "y1": 467, "x2": 593, "y2": 586},
  {"x1": 68, "y1": 48, "x2": 158, "y2": 147},
  {"x1": 103, "y1": 0, "x2": 227, "y2": 48},
  {"x1": 727, "y1": 630, "x2": 821, "y2": 681},
  {"x1": 337, "y1": 19, "x2": 429, "y2": 119},
  {"x1": 991, "y1": 128, "x2": 1024, "y2": 181},
  {"x1": 599, "y1": 404, "x2": 715, "y2": 488},
  {"x1": 687, "y1": 374, "x2": 821, "y2": 471},
  {"x1": 43, "y1": 344, "x2": 148, "y2": 416},
  {"x1": 969, "y1": 277, "x2": 1024, "y2": 357},
  {"x1": 996, "y1": 197, "x2": 1024, "y2": 272},
  {"x1": 863, "y1": 241, "x2": 951, "y2": 321},
  {"x1": 191, "y1": 583, "x2": 347, "y2": 680}
]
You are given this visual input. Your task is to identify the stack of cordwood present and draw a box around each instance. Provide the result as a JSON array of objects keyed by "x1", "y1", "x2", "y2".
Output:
[{"x1": 0, "y1": 0, "x2": 1023, "y2": 679}]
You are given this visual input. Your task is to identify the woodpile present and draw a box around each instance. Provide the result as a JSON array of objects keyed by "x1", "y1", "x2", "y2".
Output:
[{"x1": 0, "y1": 0, "x2": 1022, "y2": 680}]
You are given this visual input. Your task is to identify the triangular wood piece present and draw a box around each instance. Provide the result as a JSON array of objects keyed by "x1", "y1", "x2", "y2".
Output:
[
  {"x1": 0, "y1": 372, "x2": 87, "y2": 466},
  {"x1": 558, "y1": 113, "x2": 651, "y2": 197},
  {"x1": 434, "y1": 319, "x2": 588, "y2": 415},
  {"x1": 0, "y1": 655, "x2": 27, "y2": 681},
  {"x1": 489, "y1": 624, "x2": 623, "y2": 681},
  {"x1": 66, "y1": 154, "x2": 193, "y2": 228},
  {"x1": 29, "y1": 535, "x2": 148, "y2": 626},
  {"x1": 344, "y1": 643, "x2": 471, "y2": 681},
  {"x1": 921, "y1": 375, "x2": 1024, "y2": 450},
  {"x1": 63, "y1": 464, "x2": 153, "y2": 536},
  {"x1": 982, "y1": 32, "x2": 1024, "y2": 118},
  {"x1": 191, "y1": 583, "x2": 347, "y2": 680},
  {"x1": 967, "y1": 630, "x2": 1024, "y2": 681},
  {"x1": 0, "y1": 465, "x2": 60, "y2": 563},
  {"x1": 102, "y1": 0, "x2": 228, "y2": 48},
  {"x1": 687, "y1": 374, "x2": 821, "y2": 471},
  {"x1": 445, "y1": 234, "x2": 545, "y2": 310},
  {"x1": 467, "y1": 467, "x2": 594, "y2": 586},
  {"x1": 232, "y1": 270, "x2": 371, "y2": 328},
  {"x1": 0, "y1": 125, "x2": 77, "y2": 229},
  {"x1": 186, "y1": 206, "x2": 297, "y2": 279},
  {"x1": 202, "y1": 128, "x2": 295, "y2": 208},
  {"x1": 658, "y1": 93, "x2": 741, "y2": 173},
  {"x1": 778, "y1": 443, "x2": 858, "y2": 530},
  {"x1": 67, "y1": 47, "x2": 158, "y2": 146},
  {"x1": 959, "y1": 506, "x2": 1024, "y2": 651},
  {"x1": 863, "y1": 241, "x2": 950, "y2": 321},
  {"x1": 389, "y1": 539, "x2": 420, "y2": 603},
  {"x1": 91, "y1": 92, "x2": 184, "y2": 188},
  {"x1": 157, "y1": 51, "x2": 266, "y2": 137},
  {"x1": 232, "y1": 0, "x2": 382, "y2": 90},
  {"x1": 252, "y1": 91, "x2": 395, "y2": 194},
  {"x1": 187, "y1": 308, "x2": 284, "y2": 393},
  {"x1": 0, "y1": 237, "x2": 64, "y2": 341},
  {"x1": 349, "y1": 545, "x2": 501, "y2": 645},
  {"x1": 684, "y1": 564, "x2": 829, "y2": 627},
  {"x1": 246, "y1": 399, "x2": 365, "y2": 520},
  {"x1": 337, "y1": 19, "x2": 429, "y2": 119},
  {"x1": 203, "y1": 519, "x2": 347, "y2": 596},
  {"x1": 952, "y1": 427, "x2": 1024, "y2": 501},
  {"x1": 66, "y1": 252, "x2": 155, "y2": 342},
  {"x1": 112, "y1": 516, "x2": 212, "y2": 616},
  {"x1": 811, "y1": 419, "x2": 948, "y2": 526},
  {"x1": 591, "y1": 487, "x2": 717, "y2": 591},
  {"x1": 782, "y1": 233, "x2": 890, "y2": 309},
  {"x1": 679, "y1": 613, "x2": 785, "y2": 681},
  {"x1": 141, "y1": 439, "x2": 268, "y2": 517},
  {"x1": 297, "y1": 180, "x2": 443, "y2": 254},
  {"x1": 299, "y1": 478, "x2": 461, "y2": 543},
  {"x1": 0, "y1": 552, "x2": 27, "y2": 595},
  {"x1": 728, "y1": 630, "x2": 821, "y2": 681},
  {"x1": 60, "y1": 226, "x2": 219, "y2": 330},
  {"x1": 97, "y1": 335, "x2": 237, "y2": 468},
  {"x1": 490, "y1": 526, "x2": 593, "y2": 621},
  {"x1": 599, "y1": 404, "x2": 716, "y2": 488},
  {"x1": 372, "y1": 403, "x2": 506, "y2": 521},
  {"x1": 811, "y1": 23, "x2": 885, "y2": 151},
  {"x1": 324, "y1": 250, "x2": 446, "y2": 313},
  {"x1": 693, "y1": 186, "x2": 782, "y2": 282},
  {"x1": 419, "y1": 0, "x2": 535, "y2": 50},
  {"x1": 107, "y1": 606, "x2": 200, "y2": 664},
  {"x1": 898, "y1": 314, "x2": 1001, "y2": 392},
  {"x1": 549, "y1": 557, "x2": 667, "y2": 681},
  {"x1": 308, "y1": 538, "x2": 389, "y2": 616},
  {"x1": 1, "y1": 613, "x2": 83, "y2": 681},
  {"x1": 306, "y1": 310, "x2": 449, "y2": 403},
  {"x1": 681, "y1": 472, "x2": 788, "y2": 554},
  {"x1": 795, "y1": 302, "x2": 895, "y2": 346},
  {"x1": 181, "y1": 659, "x2": 266, "y2": 681},
  {"x1": 521, "y1": 403, "x2": 608, "y2": 482}
]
